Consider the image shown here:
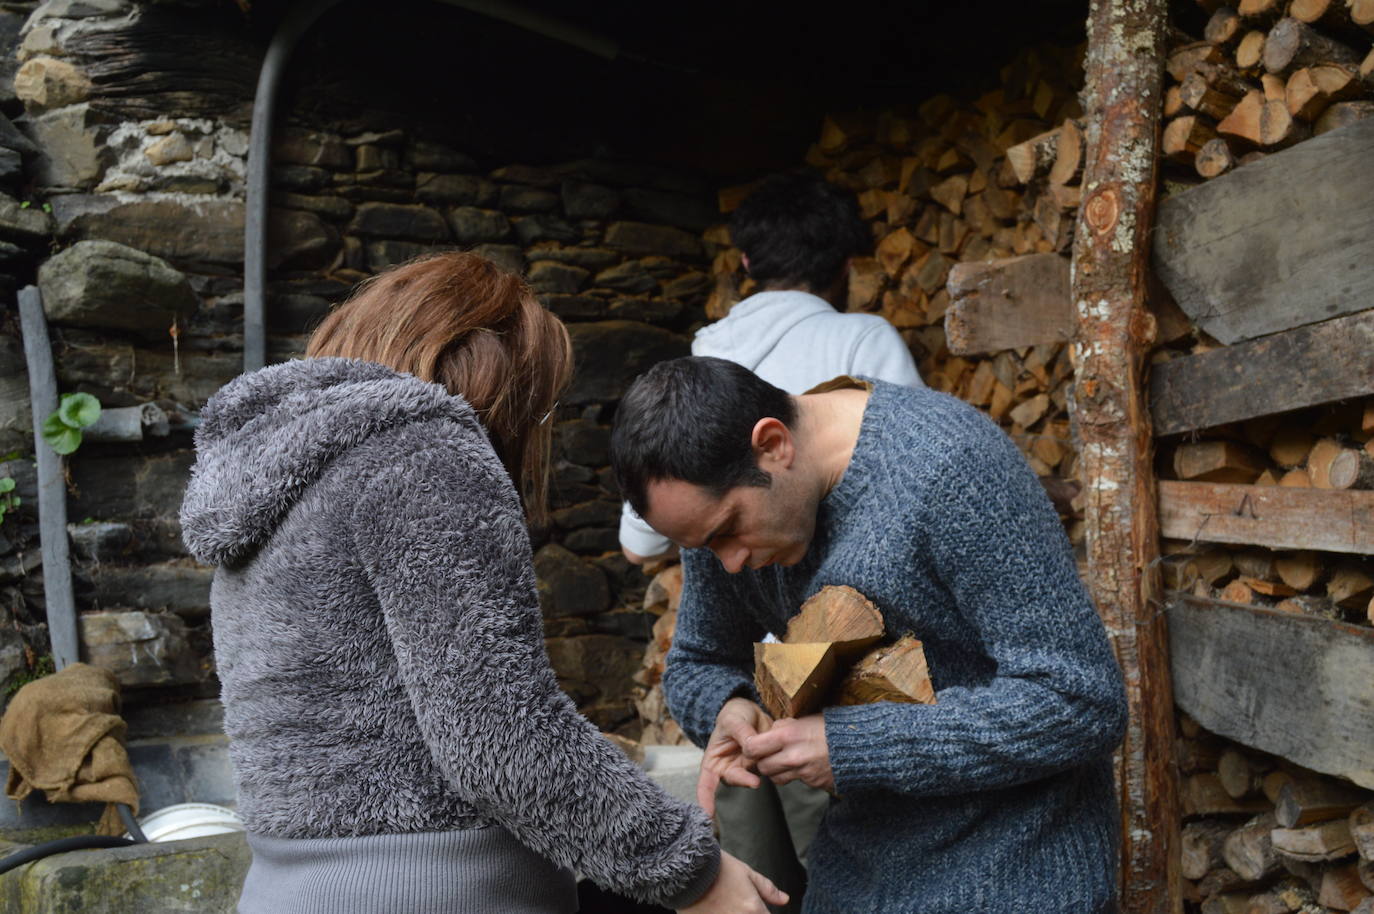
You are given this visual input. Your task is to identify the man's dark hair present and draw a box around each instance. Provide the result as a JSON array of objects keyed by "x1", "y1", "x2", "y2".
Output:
[
  {"x1": 611, "y1": 357, "x2": 797, "y2": 519},
  {"x1": 730, "y1": 172, "x2": 871, "y2": 293}
]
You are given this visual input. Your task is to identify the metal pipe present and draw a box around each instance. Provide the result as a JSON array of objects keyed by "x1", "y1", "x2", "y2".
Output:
[
  {"x1": 16, "y1": 285, "x2": 79, "y2": 670},
  {"x1": 242, "y1": 0, "x2": 619, "y2": 374}
]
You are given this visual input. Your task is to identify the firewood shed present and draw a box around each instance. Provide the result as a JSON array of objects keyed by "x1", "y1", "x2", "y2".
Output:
[{"x1": 0, "y1": 0, "x2": 1371, "y2": 911}]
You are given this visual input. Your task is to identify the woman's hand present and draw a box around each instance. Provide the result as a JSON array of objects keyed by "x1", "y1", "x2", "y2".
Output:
[{"x1": 678, "y1": 852, "x2": 788, "y2": 914}]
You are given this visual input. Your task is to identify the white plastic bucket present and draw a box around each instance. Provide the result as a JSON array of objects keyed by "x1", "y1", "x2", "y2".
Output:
[{"x1": 131, "y1": 803, "x2": 244, "y2": 842}]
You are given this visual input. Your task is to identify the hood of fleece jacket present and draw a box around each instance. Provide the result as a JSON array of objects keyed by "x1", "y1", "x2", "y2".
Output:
[
  {"x1": 180, "y1": 357, "x2": 481, "y2": 567},
  {"x1": 690, "y1": 290, "x2": 836, "y2": 371}
]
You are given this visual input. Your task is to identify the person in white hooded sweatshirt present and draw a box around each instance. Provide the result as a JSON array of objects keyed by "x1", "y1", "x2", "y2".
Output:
[{"x1": 617, "y1": 173, "x2": 922, "y2": 912}]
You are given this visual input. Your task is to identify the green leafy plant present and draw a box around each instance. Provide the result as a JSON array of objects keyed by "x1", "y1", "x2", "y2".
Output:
[
  {"x1": 0, "y1": 476, "x2": 18, "y2": 522},
  {"x1": 42, "y1": 392, "x2": 101, "y2": 456},
  {"x1": 5, "y1": 654, "x2": 55, "y2": 698}
]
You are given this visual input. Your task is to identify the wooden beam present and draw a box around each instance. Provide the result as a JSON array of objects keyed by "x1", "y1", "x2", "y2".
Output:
[
  {"x1": 1071, "y1": 2, "x2": 1179, "y2": 912},
  {"x1": 1167, "y1": 593, "x2": 1374, "y2": 790},
  {"x1": 1151, "y1": 308, "x2": 1374, "y2": 436},
  {"x1": 943, "y1": 253, "x2": 1072, "y2": 355},
  {"x1": 1158, "y1": 480, "x2": 1374, "y2": 554},
  {"x1": 1153, "y1": 117, "x2": 1374, "y2": 345}
]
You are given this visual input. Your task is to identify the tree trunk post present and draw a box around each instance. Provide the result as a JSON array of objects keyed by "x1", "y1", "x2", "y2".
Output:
[{"x1": 1071, "y1": 1, "x2": 1181, "y2": 913}]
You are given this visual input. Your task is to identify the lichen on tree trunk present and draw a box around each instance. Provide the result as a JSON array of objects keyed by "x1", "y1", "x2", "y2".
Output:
[{"x1": 1070, "y1": 1, "x2": 1181, "y2": 913}]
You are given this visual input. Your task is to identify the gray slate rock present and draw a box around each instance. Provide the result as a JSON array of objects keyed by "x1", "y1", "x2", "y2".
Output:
[
  {"x1": 514, "y1": 214, "x2": 579, "y2": 245},
  {"x1": 564, "y1": 320, "x2": 689, "y2": 404},
  {"x1": 561, "y1": 181, "x2": 620, "y2": 220},
  {"x1": 348, "y1": 202, "x2": 450, "y2": 241},
  {"x1": 0, "y1": 193, "x2": 55, "y2": 243},
  {"x1": 527, "y1": 261, "x2": 588, "y2": 295},
  {"x1": 68, "y1": 520, "x2": 135, "y2": 563},
  {"x1": 38, "y1": 239, "x2": 198, "y2": 337},
  {"x1": 55, "y1": 198, "x2": 244, "y2": 265},
  {"x1": 447, "y1": 206, "x2": 510, "y2": 244},
  {"x1": 415, "y1": 173, "x2": 494, "y2": 206},
  {"x1": 605, "y1": 221, "x2": 702, "y2": 259},
  {"x1": 594, "y1": 261, "x2": 658, "y2": 294},
  {"x1": 24, "y1": 103, "x2": 109, "y2": 190},
  {"x1": 80, "y1": 610, "x2": 201, "y2": 687},
  {"x1": 534, "y1": 543, "x2": 610, "y2": 618},
  {"x1": 471, "y1": 243, "x2": 526, "y2": 275}
]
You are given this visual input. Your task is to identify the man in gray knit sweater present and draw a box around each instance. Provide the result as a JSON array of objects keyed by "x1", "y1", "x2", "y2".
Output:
[{"x1": 610, "y1": 356, "x2": 1128, "y2": 913}]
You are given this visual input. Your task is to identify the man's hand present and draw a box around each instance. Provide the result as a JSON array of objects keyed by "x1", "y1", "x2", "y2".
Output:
[
  {"x1": 696, "y1": 697, "x2": 773, "y2": 817},
  {"x1": 743, "y1": 714, "x2": 834, "y2": 793},
  {"x1": 678, "y1": 851, "x2": 788, "y2": 914}
]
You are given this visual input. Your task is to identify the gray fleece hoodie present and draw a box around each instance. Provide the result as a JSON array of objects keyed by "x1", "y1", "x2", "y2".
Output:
[{"x1": 181, "y1": 358, "x2": 719, "y2": 913}]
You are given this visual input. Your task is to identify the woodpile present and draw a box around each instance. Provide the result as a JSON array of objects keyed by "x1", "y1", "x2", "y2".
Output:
[
  {"x1": 1161, "y1": 4, "x2": 1374, "y2": 181},
  {"x1": 633, "y1": 564, "x2": 690, "y2": 745},
  {"x1": 754, "y1": 585, "x2": 934, "y2": 719},
  {"x1": 1179, "y1": 716, "x2": 1374, "y2": 913},
  {"x1": 705, "y1": 43, "x2": 1091, "y2": 543},
  {"x1": 1157, "y1": 398, "x2": 1374, "y2": 628}
]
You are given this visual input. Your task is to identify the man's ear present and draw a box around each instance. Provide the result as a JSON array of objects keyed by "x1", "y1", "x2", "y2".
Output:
[
  {"x1": 741, "y1": 252, "x2": 752, "y2": 276},
  {"x1": 751, "y1": 417, "x2": 794, "y2": 470}
]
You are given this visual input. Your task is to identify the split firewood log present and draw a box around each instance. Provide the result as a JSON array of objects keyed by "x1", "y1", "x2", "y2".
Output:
[
  {"x1": 1276, "y1": 774, "x2": 1370, "y2": 827},
  {"x1": 783, "y1": 585, "x2": 886, "y2": 657},
  {"x1": 1319, "y1": 862, "x2": 1373, "y2": 910},
  {"x1": 1271, "y1": 818, "x2": 1357, "y2": 861},
  {"x1": 1223, "y1": 812, "x2": 1283, "y2": 881},
  {"x1": 1352, "y1": 803, "x2": 1374, "y2": 860},
  {"x1": 1184, "y1": 819, "x2": 1236, "y2": 879},
  {"x1": 834, "y1": 636, "x2": 937, "y2": 706},
  {"x1": 755, "y1": 642, "x2": 839, "y2": 719},
  {"x1": 1263, "y1": 17, "x2": 1362, "y2": 75}
]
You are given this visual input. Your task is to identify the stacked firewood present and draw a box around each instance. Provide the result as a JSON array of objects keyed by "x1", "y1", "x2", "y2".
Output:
[
  {"x1": 1158, "y1": 398, "x2": 1374, "y2": 629},
  {"x1": 633, "y1": 563, "x2": 690, "y2": 745},
  {"x1": 1163, "y1": 1, "x2": 1374, "y2": 180},
  {"x1": 753, "y1": 586, "x2": 934, "y2": 719},
  {"x1": 1178, "y1": 715, "x2": 1374, "y2": 913},
  {"x1": 702, "y1": 43, "x2": 1089, "y2": 541}
]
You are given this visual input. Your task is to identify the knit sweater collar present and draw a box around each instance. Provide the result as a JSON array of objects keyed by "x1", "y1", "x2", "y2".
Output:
[{"x1": 818, "y1": 378, "x2": 891, "y2": 522}]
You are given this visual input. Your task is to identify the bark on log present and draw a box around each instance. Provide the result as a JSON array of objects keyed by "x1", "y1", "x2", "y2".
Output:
[
  {"x1": 1264, "y1": 18, "x2": 1362, "y2": 75},
  {"x1": 1073, "y1": 3, "x2": 1178, "y2": 910},
  {"x1": 783, "y1": 585, "x2": 885, "y2": 658},
  {"x1": 1271, "y1": 819, "x2": 1357, "y2": 860},
  {"x1": 834, "y1": 635, "x2": 937, "y2": 706},
  {"x1": 1352, "y1": 803, "x2": 1374, "y2": 860},
  {"x1": 1223, "y1": 813, "x2": 1282, "y2": 881},
  {"x1": 1184, "y1": 820, "x2": 1236, "y2": 879},
  {"x1": 1269, "y1": 775, "x2": 1368, "y2": 830}
]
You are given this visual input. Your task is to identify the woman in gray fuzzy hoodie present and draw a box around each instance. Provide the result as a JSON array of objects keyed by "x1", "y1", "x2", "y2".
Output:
[{"x1": 180, "y1": 252, "x2": 785, "y2": 914}]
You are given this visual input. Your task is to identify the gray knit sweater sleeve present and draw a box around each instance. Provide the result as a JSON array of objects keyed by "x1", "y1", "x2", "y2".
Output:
[
  {"x1": 661, "y1": 548, "x2": 767, "y2": 747},
  {"x1": 822, "y1": 405, "x2": 1127, "y2": 796},
  {"x1": 351, "y1": 433, "x2": 719, "y2": 908}
]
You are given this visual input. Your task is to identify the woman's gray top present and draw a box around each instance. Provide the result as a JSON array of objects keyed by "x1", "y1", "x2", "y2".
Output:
[{"x1": 181, "y1": 358, "x2": 719, "y2": 913}]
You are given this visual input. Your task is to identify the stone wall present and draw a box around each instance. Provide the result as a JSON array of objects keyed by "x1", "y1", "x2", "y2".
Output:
[{"x1": 0, "y1": 0, "x2": 722, "y2": 735}]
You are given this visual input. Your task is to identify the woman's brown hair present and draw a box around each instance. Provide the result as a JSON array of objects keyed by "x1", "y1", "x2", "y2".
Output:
[{"x1": 306, "y1": 251, "x2": 572, "y2": 523}]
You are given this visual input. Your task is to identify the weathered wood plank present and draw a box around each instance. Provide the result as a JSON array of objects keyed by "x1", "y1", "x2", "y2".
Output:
[
  {"x1": 1153, "y1": 117, "x2": 1374, "y2": 345},
  {"x1": 1072, "y1": 1, "x2": 1179, "y2": 911},
  {"x1": 1158, "y1": 480, "x2": 1374, "y2": 553},
  {"x1": 1167, "y1": 593, "x2": 1374, "y2": 790},
  {"x1": 1151, "y1": 308, "x2": 1374, "y2": 435},
  {"x1": 943, "y1": 253, "x2": 1072, "y2": 355}
]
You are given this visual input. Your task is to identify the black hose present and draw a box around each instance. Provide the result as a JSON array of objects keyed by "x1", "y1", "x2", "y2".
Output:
[
  {"x1": 0, "y1": 834, "x2": 135, "y2": 875},
  {"x1": 117, "y1": 803, "x2": 148, "y2": 844},
  {"x1": 0, "y1": 803, "x2": 148, "y2": 875}
]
